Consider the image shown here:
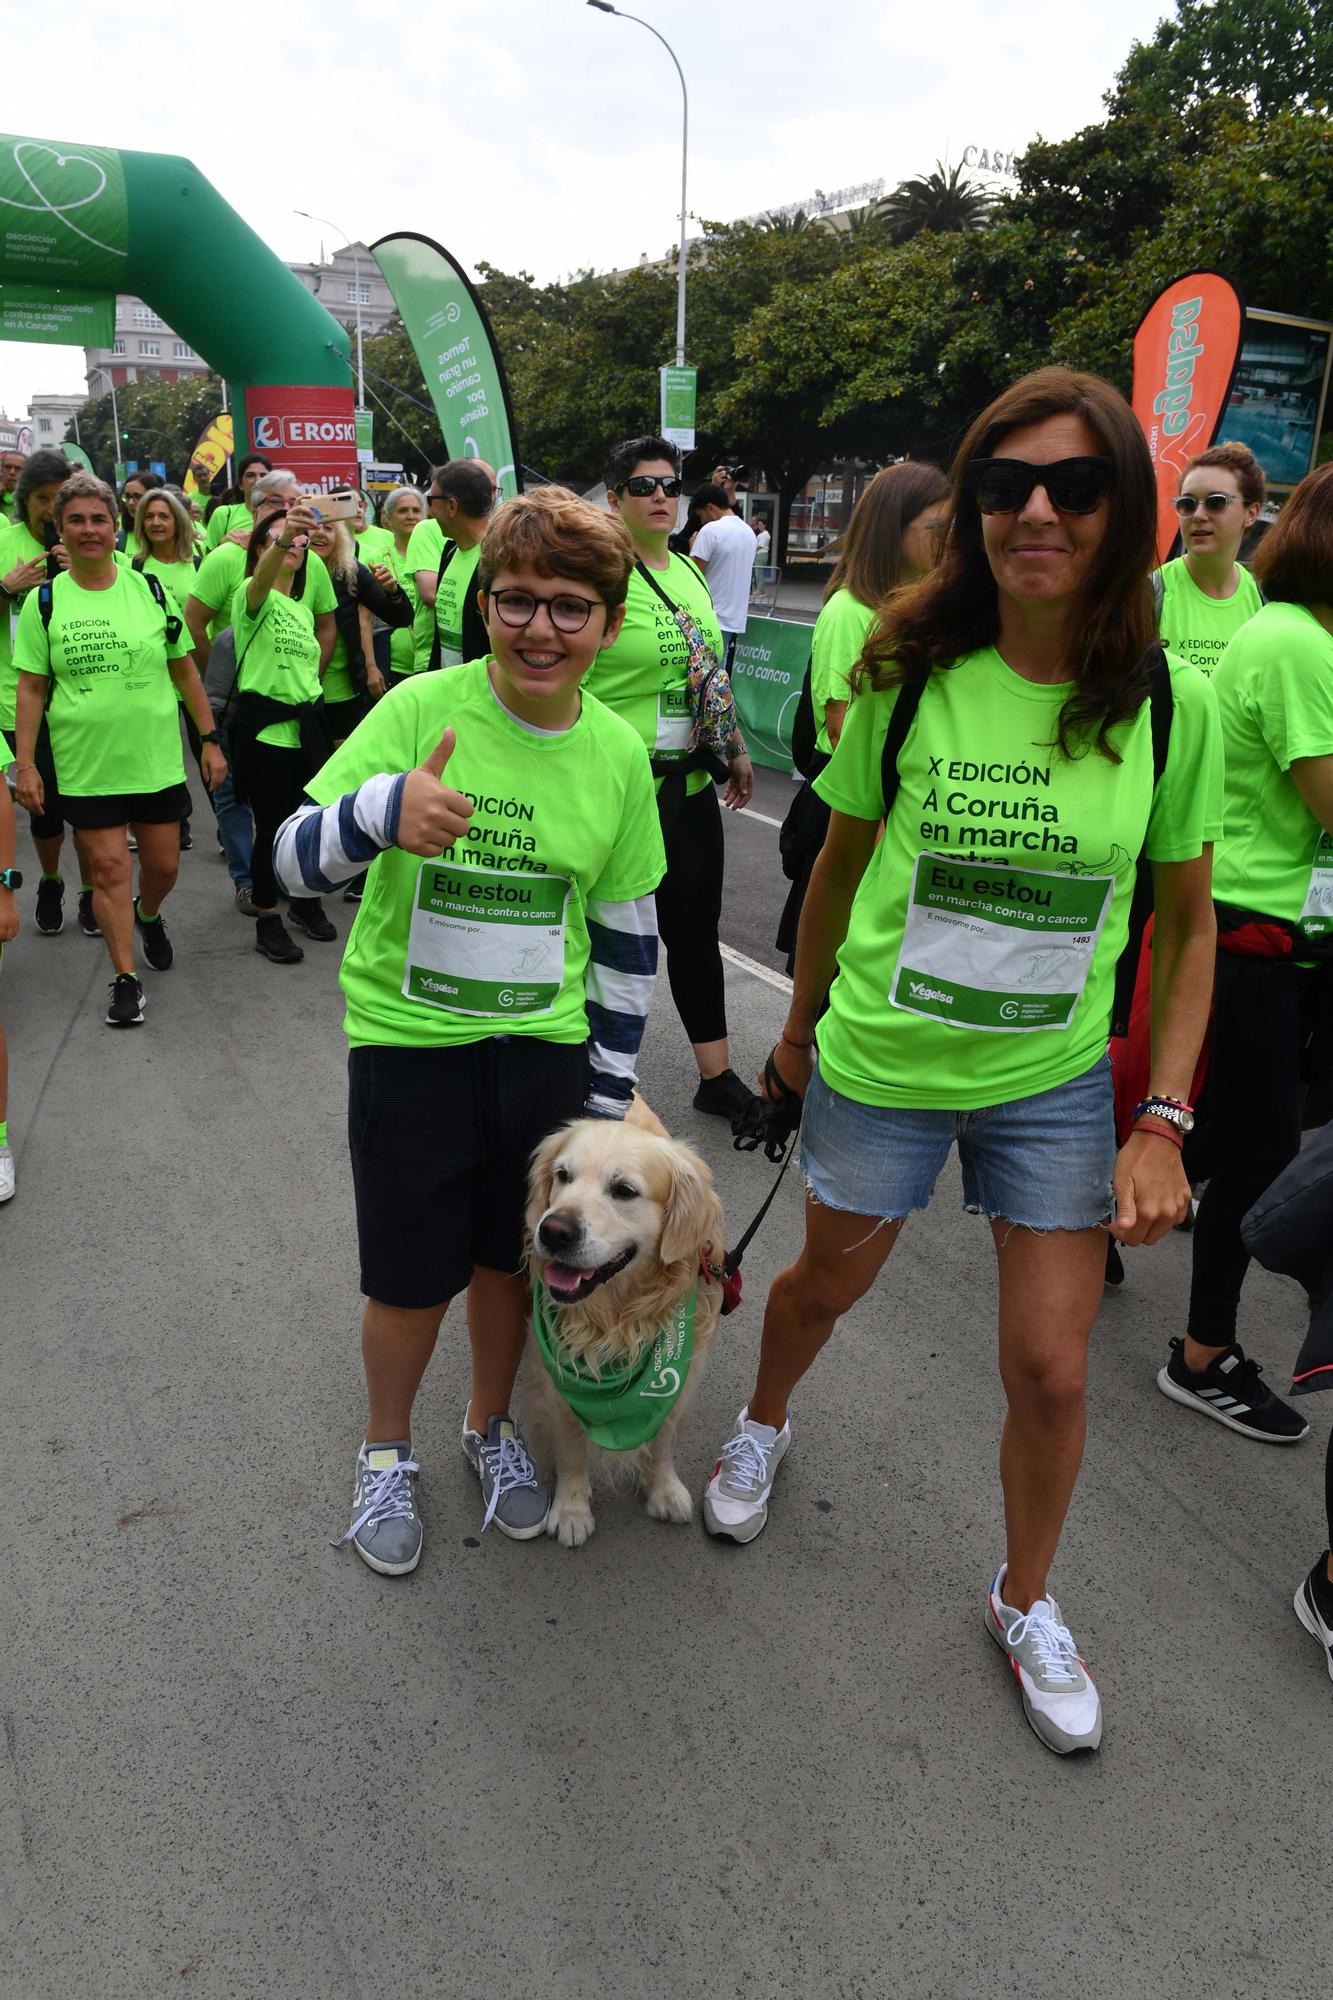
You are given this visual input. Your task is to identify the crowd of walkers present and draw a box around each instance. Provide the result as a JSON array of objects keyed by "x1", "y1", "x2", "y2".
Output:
[{"x1": 2, "y1": 365, "x2": 1332, "y2": 1757}]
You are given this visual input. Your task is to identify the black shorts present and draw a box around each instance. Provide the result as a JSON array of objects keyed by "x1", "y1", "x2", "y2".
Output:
[
  {"x1": 348, "y1": 1038, "x2": 590, "y2": 1308},
  {"x1": 61, "y1": 782, "x2": 192, "y2": 831},
  {"x1": 324, "y1": 693, "x2": 370, "y2": 740}
]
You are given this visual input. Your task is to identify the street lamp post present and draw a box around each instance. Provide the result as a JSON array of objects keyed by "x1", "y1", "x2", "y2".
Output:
[
  {"x1": 296, "y1": 209, "x2": 366, "y2": 408},
  {"x1": 587, "y1": 2, "x2": 688, "y2": 369}
]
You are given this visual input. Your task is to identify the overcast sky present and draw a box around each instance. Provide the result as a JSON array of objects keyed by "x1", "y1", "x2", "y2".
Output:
[{"x1": 1, "y1": 0, "x2": 1173, "y2": 422}]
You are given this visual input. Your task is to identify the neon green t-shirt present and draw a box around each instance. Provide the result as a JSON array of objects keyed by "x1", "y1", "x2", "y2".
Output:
[
  {"x1": 1210, "y1": 601, "x2": 1333, "y2": 933},
  {"x1": 1157, "y1": 558, "x2": 1263, "y2": 678},
  {"x1": 356, "y1": 524, "x2": 393, "y2": 565},
  {"x1": 230, "y1": 582, "x2": 325, "y2": 750},
  {"x1": 206, "y1": 501, "x2": 253, "y2": 549},
  {"x1": 433, "y1": 542, "x2": 481, "y2": 667},
  {"x1": 810, "y1": 588, "x2": 875, "y2": 755},
  {"x1": 405, "y1": 517, "x2": 445, "y2": 671},
  {"x1": 380, "y1": 544, "x2": 419, "y2": 676},
  {"x1": 192, "y1": 543, "x2": 336, "y2": 645},
  {"x1": 812, "y1": 647, "x2": 1222, "y2": 1110},
  {"x1": 1, "y1": 528, "x2": 131, "y2": 730},
  {"x1": 134, "y1": 551, "x2": 201, "y2": 617},
  {"x1": 13, "y1": 568, "x2": 192, "y2": 797},
  {"x1": 582, "y1": 553, "x2": 722, "y2": 799},
  {"x1": 306, "y1": 659, "x2": 665, "y2": 1049}
]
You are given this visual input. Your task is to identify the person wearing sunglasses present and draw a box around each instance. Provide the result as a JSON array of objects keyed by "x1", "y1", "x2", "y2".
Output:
[
  {"x1": 587, "y1": 435, "x2": 758, "y2": 1129},
  {"x1": 403, "y1": 459, "x2": 495, "y2": 674},
  {"x1": 1157, "y1": 442, "x2": 1266, "y2": 677},
  {"x1": 1157, "y1": 462, "x2": 1333, "y2": 1456},
  {"x1": 270, "y1": 488, "x2": 665, "y2": 1571},
  {"x1": 703, "y1": 368, "x2": 1221, "y2": 1758}
]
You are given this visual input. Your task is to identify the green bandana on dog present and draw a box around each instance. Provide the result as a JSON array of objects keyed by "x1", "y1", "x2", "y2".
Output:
[{"x1": 532, "y1": 1282, "x2": 697, "y2": 1450}]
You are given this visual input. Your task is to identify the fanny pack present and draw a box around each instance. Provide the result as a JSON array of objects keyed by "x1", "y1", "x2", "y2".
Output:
[
  {"x1": 532, "y1": 1280, "x2": 696, "y2": 1450},
  {"x1": 636, "y1": 558, "x2": 742, "y2": 780}
]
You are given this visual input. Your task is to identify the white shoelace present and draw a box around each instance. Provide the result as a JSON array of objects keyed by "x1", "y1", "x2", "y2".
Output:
[
  {"x1": 1004, "y1": 1601, "x2": 1083, "y2": 1686},
  {"x1": 718, "y1": 1428, "x2": 773, "y2": 1496},
  {"x1": 332, "y1": 1457, "x2": 420, "y2": 1547},
  {"x1": 479, "y1": 1433, "x2": 538, "y2": 1533}
]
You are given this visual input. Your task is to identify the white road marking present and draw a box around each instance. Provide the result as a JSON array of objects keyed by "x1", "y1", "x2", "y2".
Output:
[
  {"x1": 719, "y1": 943, "x2": 793, "y2": 993},
  {"x1": 729, "y1": 806, "x2": 785, "y2": 831}
]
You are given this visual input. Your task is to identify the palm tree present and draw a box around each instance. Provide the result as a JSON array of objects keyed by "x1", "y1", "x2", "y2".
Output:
[
  {"x1": 878, "y1": 162, "x2": 994, "y2": 245},
  {"x1": 759, "y1": 209, "x2": 816, "y2": 236}
]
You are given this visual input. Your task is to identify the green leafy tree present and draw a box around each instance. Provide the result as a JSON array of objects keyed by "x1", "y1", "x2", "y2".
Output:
[
  {"x1": 879, "y1": 162, "x2": 994, "y2": 245},
  {"x1": 1109, "y1": 0, "x2": 1332, "y2": 118},
  {"x1": 70, "y1": 374, "x2": 228, "y2": 484}
]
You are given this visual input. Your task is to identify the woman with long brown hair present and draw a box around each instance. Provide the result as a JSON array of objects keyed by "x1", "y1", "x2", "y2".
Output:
[
  {"x1": 703, "y1": 368, "x2": 1221, "y2": 1755},
  {"x1": 776, "y1": 462, "x2": 950, "y2": 971}
]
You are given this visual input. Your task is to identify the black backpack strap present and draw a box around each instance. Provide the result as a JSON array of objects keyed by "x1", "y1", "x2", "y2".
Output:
[
  {"x1": 39, "y1": 577, "x2": 54, "y2": 630},
  {"x1": 131, "y1": 553, "x2": 145, "y2": 572},
  {"x1": 1110, "y1": 647, "x2": 1174, "y2": 1039},
  {"x1": 138, "y1": 567, "x2": 184, "y2": 648},
  {"x1": 878, "y1": 676, "x2": 928, "y2": 817}
]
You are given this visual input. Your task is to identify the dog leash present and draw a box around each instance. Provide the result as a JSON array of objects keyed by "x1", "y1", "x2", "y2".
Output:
[{"x1": 701, "y1": 1060, "x2": 804, "y2": 1313}]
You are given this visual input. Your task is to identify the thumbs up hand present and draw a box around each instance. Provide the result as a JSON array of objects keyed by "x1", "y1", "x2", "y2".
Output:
[{"x1": 396, "y1": 726, "x2": 474, "y2": 857}]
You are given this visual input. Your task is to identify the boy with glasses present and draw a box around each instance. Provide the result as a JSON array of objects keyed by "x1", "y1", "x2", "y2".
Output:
[{"x1": 272, "y1": 487, "x2": 665, "y2": 1573}]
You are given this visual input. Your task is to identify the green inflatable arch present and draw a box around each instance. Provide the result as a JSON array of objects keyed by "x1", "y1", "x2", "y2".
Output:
[{"x1": 0, "y1": 132, "x2": 357, "y2": 489}]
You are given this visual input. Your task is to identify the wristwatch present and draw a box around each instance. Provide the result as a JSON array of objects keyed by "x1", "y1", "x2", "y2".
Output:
[
  {"x1": 200, "y1": 729, "x2": 222, "y2": 746},
  {"x1": 0, "y1": 868, "x2": 22, "y2": 891},
  {"x1": 1133, "y1": 1095, "x2": 1195, "y2": 1135}
]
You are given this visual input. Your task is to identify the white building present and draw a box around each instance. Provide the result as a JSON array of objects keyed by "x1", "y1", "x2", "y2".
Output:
[{"x1": 27, "y1": 393, "x2": 86, "y2": 449}]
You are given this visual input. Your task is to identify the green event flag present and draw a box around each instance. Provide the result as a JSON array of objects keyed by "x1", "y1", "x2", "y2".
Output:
[
  {"x1": 0, "y1": 135, "x2": 128, "y2": 288},
  {"x1": 531, "y1": 1281, "x2": 696, "y2": 1451},
  {"x1": 0, "y1": 283, "x2": 113, "y2": 345},
  {"x1": 371, "y1": 232, "x2": 521, "y2": 501}
]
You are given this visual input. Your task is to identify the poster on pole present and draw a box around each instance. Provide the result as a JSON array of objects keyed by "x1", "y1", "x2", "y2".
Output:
[
  {"x1": 371, "y1": 232, "x2": 521, "y2": 500},
  {"x1": 660, "y1": 365, "x2": 697, "y2": 451},
  {"x1": 183, "y1": 412, "x2": 233, "y2": 496},
  {"x1": 1131, "y1": 271, "x2": 1245, "y2": 566}
]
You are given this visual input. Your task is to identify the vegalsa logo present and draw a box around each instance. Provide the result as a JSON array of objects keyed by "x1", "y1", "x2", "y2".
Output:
[
  {"x1": 909, "y1": 979, "x2": 953, "y2": 1006},
  {"x1": 251, "y1": 413, "x2": 358, "y2": 450}
]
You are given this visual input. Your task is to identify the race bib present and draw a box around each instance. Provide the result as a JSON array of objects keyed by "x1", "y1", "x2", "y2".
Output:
[
  {"x1": 1298, "y1": 832, "x2": 1333, "y2": 939},
  {"x1": 654, "y1": 685, "x2": 692, "y2": 758},
  {"x1": 402, "y1": 860, "x2": 570, "y2": 1018},
  {"x1": 890, "y1": 852, "x2": 1114, "y2": 1032}
]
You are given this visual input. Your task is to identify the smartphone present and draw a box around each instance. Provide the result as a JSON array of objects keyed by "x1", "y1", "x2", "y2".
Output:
[{"x1": 305, "y1": 488, "x2": 360, "y2": 523}]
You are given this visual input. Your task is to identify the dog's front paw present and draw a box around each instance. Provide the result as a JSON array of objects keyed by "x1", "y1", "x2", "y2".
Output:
[
  {"x1": 547, "y1": 1489, "x2": 595, "y2": 1548},
  {"x1": 645, "y1": 1473, "x2": 693, "y2": 1525}
]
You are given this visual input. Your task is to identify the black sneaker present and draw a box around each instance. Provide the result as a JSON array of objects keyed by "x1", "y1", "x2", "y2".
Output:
[
  {"x1": 343, "y1": 873, "x2": 366, "y2": 904},
  {"x1": 1104, "y1": 1241, "x2": 1125, "y2": 1287},
  {"x1": 179, "y1": 820, "x2": 193, "y2": 851},
  {"x1": 34, "y1": 876, "x2": 64, "y2": 934},
  {"x1": 255, "y1": 913, "x2": 304, "y2": 964},
  {"x1": 1294, "y1": 1556, "x2": 1333, "y2": 1683},
  {"x1": 134, "y1": 899, "x2": 174, "y2": 971},
  {"x1": 1157, "y1": 1338, "x2": 1310, "y2": 1444},
  {"x1": 693, "y1": 1067, "x2": 761, "y2": 1125},
  {"x1": 77, "y1": 889, "x2": 101, "y2": 938},
  {"x1": 105, "y1": 972, "x2": 146, "y2": 1027},
  {"x1": 288, "y1": 897, "x2": 337, "y2": 942}
]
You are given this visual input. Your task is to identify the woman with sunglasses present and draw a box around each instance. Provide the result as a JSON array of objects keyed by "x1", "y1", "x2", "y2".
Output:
[
  {"x1": 777, "y1": 462, "x2": 951, "y2": 973},
  {"x1": 702, "y1": 369, "x2": 1220, "y2": 1756},
  {"x1": 1157, "y1": 463, "x2": 1333, "y2": 1453},
  {"x1": 587, "y1": 435, "x2": 757, "y2": 1127},
  {"x1": 1158, "y1": 442, "x2": 1265, "y2": 676}
]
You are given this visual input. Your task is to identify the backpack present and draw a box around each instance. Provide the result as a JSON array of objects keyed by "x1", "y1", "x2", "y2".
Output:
[
  {"x1": 40, "y1": 567, "x2": 182, "y2": 648},
  {"x1": 877, "y1": 649, "x2": 1174, "y2": 1042},
  {"x1": 789, "y1": 659, "x2": 819, "y2": 779},
  {"x1": 426, "y1": 540, "x2": 489, "y2": 671}
]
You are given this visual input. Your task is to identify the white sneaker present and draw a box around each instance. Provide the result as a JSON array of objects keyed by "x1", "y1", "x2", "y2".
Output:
[
  {"x1": 702, "y1": 1406, "x2": 790, "y2": 1543},
  {"x1": 985, "y1": 1564, "x2": 1103, "y2": 1755},
  {"x1": 0, "y1": 1144, "x2": 13, "y2": 1203}
]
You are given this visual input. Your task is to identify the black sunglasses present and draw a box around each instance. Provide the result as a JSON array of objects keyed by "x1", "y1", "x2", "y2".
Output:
[
  {"x1": 969, "y1": 456, "x2": 1113, "y2": 516},
  {"x1": 1173, "y1": 491, "x2": 1240, "y2": 518},
  {"x1": 620, "y1": 475, "x2": 682, "y2": 498}
]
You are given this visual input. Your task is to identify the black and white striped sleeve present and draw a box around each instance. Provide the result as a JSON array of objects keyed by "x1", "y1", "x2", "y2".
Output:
[
  {"x1": 584, "y1": 894, "x2": 659, "y2": 1119},
  {"x1": 272, "y1": 773, "x2": 407, "y2": 896}
]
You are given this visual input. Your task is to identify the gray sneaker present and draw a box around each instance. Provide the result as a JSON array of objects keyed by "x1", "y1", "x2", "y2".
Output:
[
  {"x1": 234, "y1": 884, "x2": 260, "y2": 917},
  {"x1": 702, "y1": 1405, "x2": 791, "y2": 1543},
  {"x1": 461, "y1": 1413, "x2": 550, "y2": 1539},
  {"x1": 332, "y1": 1441, "x2": 422, "y2": 1575},
  {"x1": 0, "y1": 1143, "x2": 14, "y2": 1204},
  {"x1": 985, "y1": 1564, "x2": 1102, "y2": 1754}
]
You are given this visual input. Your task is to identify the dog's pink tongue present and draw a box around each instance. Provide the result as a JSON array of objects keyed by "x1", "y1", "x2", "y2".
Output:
[{"x1": 547, "y1": 1262, "x2": 596, "y2": 1293}]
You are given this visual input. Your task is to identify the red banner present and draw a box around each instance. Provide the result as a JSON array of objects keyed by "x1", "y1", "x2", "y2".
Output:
[
  {"x1": 1132, "y1": 271, "x2": 1245, "y2": 566},
  {"x1": 244, "y1": 384, "x2": 357, "y2": 495}
]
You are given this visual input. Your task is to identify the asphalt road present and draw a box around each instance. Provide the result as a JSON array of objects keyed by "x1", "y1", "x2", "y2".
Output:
[{"x1": 1, "y1": 793, "x2": 1330, "y2": 2000}]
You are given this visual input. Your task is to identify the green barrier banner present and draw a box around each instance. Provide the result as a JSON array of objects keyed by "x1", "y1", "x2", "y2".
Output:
[
  {"x1": 0, "y1": 282, "x2": 113, "y2": 345},
  {"x1": 730, "y1": 615, "x2": 809, "y2": 771},
  {"x1": 0, "y1": 136, "x2": 127, "y2": 286},
  {"x1": 371, "y1": 232, "x2": 522, "y2": 501}
]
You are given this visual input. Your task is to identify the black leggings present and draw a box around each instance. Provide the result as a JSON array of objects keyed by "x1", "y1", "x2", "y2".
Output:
[
  {"x1": 230, "y1": 737, "x2": 306, "y2": 910},
  {"x1": 1186, "y1": 953, "x2": 1320, "y2": 1346},
  {"x1": 654, "y1": 780, "x2": 727, "y2": 1048}
]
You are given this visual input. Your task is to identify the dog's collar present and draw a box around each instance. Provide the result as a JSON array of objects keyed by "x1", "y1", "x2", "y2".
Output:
[{"x1": 700, "y1": 1252, "x2": 743, "y2": 1316}]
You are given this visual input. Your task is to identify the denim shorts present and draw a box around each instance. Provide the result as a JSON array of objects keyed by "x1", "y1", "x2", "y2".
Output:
[{"x1": 800, "y1": 1055, "x2": 1116, "y2": 1232}]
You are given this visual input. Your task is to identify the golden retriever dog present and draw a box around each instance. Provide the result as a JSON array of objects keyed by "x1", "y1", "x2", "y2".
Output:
[{"x1": 523, "y1": 1104, "x2": 725, "y2": 1547}]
